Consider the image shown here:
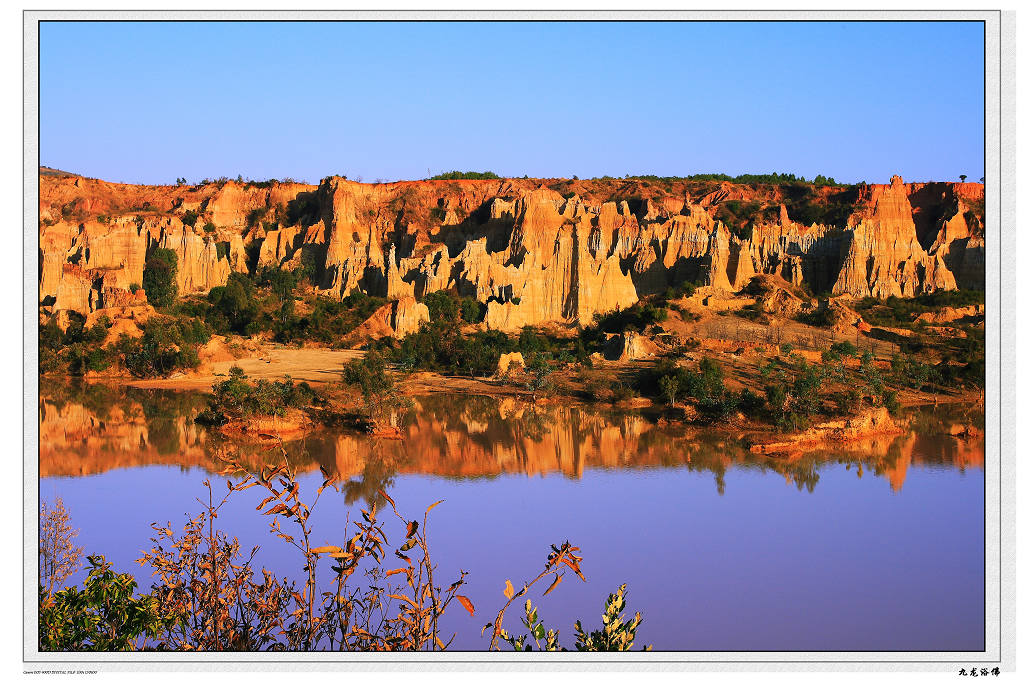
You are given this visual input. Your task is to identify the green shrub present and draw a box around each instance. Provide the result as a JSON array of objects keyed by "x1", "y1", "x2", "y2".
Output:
[
  {"x1": 343, "y1": 350, "x2": 412, "y2": 429},
  {"x1": 275, "y1": 291, "x2": 387, "y2": 345},
  {"x1": 143, "y1": 248, "x2": 178, "y2": 308},
  {"x1": 206, "y1": 273, "x2": 260, "y2": 335},
  {"x1": 765, "y1": 360, "x2": 822, "y2": 431},
  {"x1": 796, "y1": 304, "x2": 838, "y2": 328},
  {"x1": 829, "y1": 341, "x2": 858, "y2": 357},
  {"x1": 854, "y1": 290, "x2": 984, "y2": 328},
  {"x1": 835, "y1": 387, "x2": 863, "y2": 415},
  {"x1": 495, "y1": 584, "x2": 649, "y2": 652},
  {"x1": 428, "y1": 171, "x2": 500, "y2": 180},
  {"x1": 39, "y1": 555, "x2": 169, "y2": 652},
  {"x1": 648, "y1": 356, "x2": 739, "y2": 420},
  {"x1": 422, "y1": 291, "x2": 462, "y2": 323},
  {"x1": 38, "y1": 314, "x2": 113, "y2": 376},
  {"x1": 116, "y1": 318, "x2": 209, "y2": 378},
  {"x1": 716, "y1": 200, "x2": 762, "y2": 240},
  {"x1": 592, "y1": 302, "x2": 668, "y2": 335},
  {"x1": 460, "y1": 297, "x2": 486, "y2": 324},
  {"x1": 889, "y1": 353, "x2": 934, "y2": 390},
  {"x1": 202, "y1": 366, "x2": 319, "y2": 421}
]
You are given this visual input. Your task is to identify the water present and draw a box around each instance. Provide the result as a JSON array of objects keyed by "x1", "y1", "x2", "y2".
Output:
[{"x1": 38, "y1": 381, "x2": 985, "y2": 651}]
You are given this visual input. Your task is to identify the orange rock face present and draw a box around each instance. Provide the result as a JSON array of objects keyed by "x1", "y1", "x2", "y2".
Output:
[
  {"x1": 343, "y1": 295, "x2": 430, "y2": 344},
  {"x1": 39, "y1": 172, "x2": 985, "y2": 330},
  {"x1": 831, "y1": 176, "x2": 959, "y2": 298}
]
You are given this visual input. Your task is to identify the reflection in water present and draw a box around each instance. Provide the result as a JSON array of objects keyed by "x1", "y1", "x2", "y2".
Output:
[
  {"x1": 37, "y1": 380, "x2": 986, "y2": 651},
  {"x1": 40, "y1": 380, "x2": 984, "y2": 499}
]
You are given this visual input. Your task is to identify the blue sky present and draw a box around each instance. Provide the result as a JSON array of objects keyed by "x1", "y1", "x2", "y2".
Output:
[{"x1": 39, "y1": 21, "x2": 984, "y2": 185}]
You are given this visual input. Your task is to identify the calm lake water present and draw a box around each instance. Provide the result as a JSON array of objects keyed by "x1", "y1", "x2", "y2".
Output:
[{"x1": 38, "y1": 381, "x2": 985, "y2": 652}]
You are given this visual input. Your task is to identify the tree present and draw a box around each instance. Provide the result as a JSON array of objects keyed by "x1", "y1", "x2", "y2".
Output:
[
  {"x1": 207, "y1": 273, "x2": 259, "y2": 335},
  {"x1": 658, "y1": 374, "x2": 679, "y2": 407},
  {"x1": 343, "y1": 349, "x2": 411, "y2": 431},
  {"x1": 142, "y1": 248, "x2": 178, "y2": 308},
  {"x1": 959, "y1": 174, "x2": 967, "y2": 183},
  {"x1": 39, "y1": 497, "x2": 84, "y2": 598}
]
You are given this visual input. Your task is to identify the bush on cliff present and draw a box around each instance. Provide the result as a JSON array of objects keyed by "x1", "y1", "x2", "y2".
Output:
[
  {"x1": 206, "y1": 273, "x2": 262, "y2": 336},
  {"x1": 143, "y1": 248, "x2": 179, "y2": 308},
  {"x1": 854, "y1": 290, "x2": 984, "y2": 327},
  {"x1": 180, "y1": 210, "x2": 199, "y2": 228},
  {"x1": 275, "y1": 291, "x2": 387, "y2": 345},
  {"x1": 716, "y1": 200, "x2": 763, "y2": 240},
  {"x1": 592, "y1": 301, "x2": 667, "y2": 335},
  {"x1": 422, "y1": 291, "x2": 486, "y2": 326},
  {"x1": 428, "y1": 171, "x2": 500, "y2": 180}
]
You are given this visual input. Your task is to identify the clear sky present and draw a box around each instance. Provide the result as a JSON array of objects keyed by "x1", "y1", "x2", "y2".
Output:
[{"x1": 39, "y1": 21, "x2": 984, "y2": 185}]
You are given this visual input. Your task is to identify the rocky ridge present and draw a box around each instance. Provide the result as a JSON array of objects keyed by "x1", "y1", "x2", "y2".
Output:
[{"x1": 39, "y1": 173, "x2": 985, "y2": 332}]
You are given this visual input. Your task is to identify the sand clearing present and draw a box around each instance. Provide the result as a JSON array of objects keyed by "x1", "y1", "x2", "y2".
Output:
[{"x1": 126, "y1": 347, "x2": 366, "y2": 391}]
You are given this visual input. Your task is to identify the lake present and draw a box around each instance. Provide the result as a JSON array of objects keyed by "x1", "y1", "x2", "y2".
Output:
[{"x1": 38, "y1": 380, "x2": 985, "y2": 652}]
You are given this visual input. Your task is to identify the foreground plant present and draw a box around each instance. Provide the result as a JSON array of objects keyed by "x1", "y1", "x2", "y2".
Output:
[
  {"x1": 204, "y1": 443, "x2": 473, "y2": 650},
  {"x1": 482, "y1": 541, "x2": 582, "y2": 650},
  {"x1": 139, "y1": 480, "x2": 295, "y2": 650},
  {"x1": 40, "y1": 555, "x2": 169, "y2": 651},
  {"x1": 494, "y1": 584, "x2": 649, "y2": 652},
  {"x1": 41, "y1": 448, "x2": 647, "y2": 652},
  {"x1": 39, "y1": 497, "x2": 83, "y2": 598},
  {"x1": 483, "y1": 543, "x2": 649, "y2": 651}
]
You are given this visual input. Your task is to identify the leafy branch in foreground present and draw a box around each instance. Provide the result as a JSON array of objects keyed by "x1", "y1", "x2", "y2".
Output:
[
  {"x1": 40, "y1": 555, "x2": 170, "y2": 651},
  {"x1": 210, "y1": 443, "x2": 473, "y2": 651},
  {"x1": 482, "y1": 544, "x2": 649, "y2": 651},
  {"x1": 483, "y1": 541, "x2": 586, "y2": 650},
  {"x1": 139, "y1": 479, "x2": 294, "y2": 650},
  {"x1": 495, "y1": 584, "x2": 649, "y2": 652}
]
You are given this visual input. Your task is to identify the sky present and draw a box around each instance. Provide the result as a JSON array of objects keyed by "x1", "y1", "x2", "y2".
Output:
[{"x1": 39, "y1": 21, "x2": 985, "y2": 185}]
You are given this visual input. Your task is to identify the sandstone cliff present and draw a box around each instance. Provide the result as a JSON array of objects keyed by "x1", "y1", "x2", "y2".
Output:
[{"x1": 39, "y1": 172, "x2": 985, "y2": 330}]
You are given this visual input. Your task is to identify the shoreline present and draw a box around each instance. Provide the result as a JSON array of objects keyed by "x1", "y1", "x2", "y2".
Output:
[
  {"x1": 50, "y1": 364, "x2": 984, "y2": 457},
  {"x1": 64, "y1": 341, "x2": 984, "y2": 409}
]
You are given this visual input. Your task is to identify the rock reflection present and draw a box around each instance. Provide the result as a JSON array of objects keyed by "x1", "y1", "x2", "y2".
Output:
[{"x1": 39, "y1": 380, "x2": 983, "y2": 496}]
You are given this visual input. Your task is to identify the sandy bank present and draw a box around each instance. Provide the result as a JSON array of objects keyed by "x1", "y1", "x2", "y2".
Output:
[{"x1": 124, "y1": 347, "x2": 365, "y2": 391}]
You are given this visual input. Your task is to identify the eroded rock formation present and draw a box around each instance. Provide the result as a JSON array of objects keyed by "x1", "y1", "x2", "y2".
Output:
[
  {"x1": 39, "y1": 172, "x2": 985, "y2": 331},
  {"x1": 343, "y1": 295, "x2": 431, "y2": 344}
]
